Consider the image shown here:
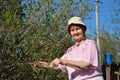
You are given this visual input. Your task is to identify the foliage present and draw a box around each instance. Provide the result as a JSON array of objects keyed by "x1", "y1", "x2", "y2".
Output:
[
  {"x1": 100, "y1": 32, "x2": 116, "y2": 63},
  {"x1": 0, "y1": 0, "x2": 92, "y2": 80},
  {"x1": 110, "y1": 0, "x2": 120, "y2": 63},
  {"x1": 98, "y1": 0, "x2": 120, "y2": 64},
  {"x1": 0, "y1": 0, "x2": 32, "y2": 79}
]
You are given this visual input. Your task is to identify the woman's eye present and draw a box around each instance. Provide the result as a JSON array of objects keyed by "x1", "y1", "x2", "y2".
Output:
[
  {"x1": 70, "y1": 29, "x2": 74, "y2": 32},
  {"x1": 76, "y1": 28, "x2": 80, "y2": 30}
]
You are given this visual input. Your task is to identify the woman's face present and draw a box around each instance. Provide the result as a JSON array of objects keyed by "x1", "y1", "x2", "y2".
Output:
[{"x1": 70, "y1": 25, "x2": 85, "y2": 42}]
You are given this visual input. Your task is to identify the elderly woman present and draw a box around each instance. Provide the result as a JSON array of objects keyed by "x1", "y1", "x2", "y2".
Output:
[{"x1": 50, "y1": 16, "x2": 103, "y2": 80}]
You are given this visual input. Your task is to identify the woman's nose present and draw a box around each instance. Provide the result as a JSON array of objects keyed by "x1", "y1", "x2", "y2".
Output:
[{"x1": 73, "y1": 30, "x2": 78, "y2": 33}]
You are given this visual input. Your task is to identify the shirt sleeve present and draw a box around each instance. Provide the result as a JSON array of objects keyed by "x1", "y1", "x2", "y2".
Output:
[
  {"x1": 82, "y1": 40, "x2": 99, "y2": 67},
  {"x1": 58, "y1": 52, "x2": 67, "y2": 72}
]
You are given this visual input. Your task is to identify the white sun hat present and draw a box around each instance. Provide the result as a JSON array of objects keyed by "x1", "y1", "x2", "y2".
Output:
[{"x1": 67, "y1": 16, "x2": 87, "y2": 35}]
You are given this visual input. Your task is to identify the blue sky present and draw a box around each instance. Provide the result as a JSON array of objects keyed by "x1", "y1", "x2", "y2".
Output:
[{"x1": 85, "y1": 0, "x2": 114, "y2": 38}]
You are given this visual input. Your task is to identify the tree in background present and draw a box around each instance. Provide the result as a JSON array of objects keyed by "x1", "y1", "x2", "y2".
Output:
[
  {"x1": 110, "y1": 0, "x2": 120, "y2": 63},
  {"x1": 99, "y1": 0, "x2": 120, "y2": 64},
  {"x1": 1, "y1": 0, "x2": 120, "y2": 79},
  {"x1": 21, "y1": 0, "x2": 92, "y2": 79},
  {"x1": 0, "y1": 0, "x2": 92, "y2": 80},
  {"x1": 0, "y1": 0, "x2": 34, "y2": 79}
]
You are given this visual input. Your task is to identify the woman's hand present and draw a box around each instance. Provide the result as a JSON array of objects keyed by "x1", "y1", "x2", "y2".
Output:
[
  {"x1": 50, "y1": 58, "x2": 62, "y2": 67},
  {"x1": 33, "y1": 61, "x2": 49, "y2": 67}
]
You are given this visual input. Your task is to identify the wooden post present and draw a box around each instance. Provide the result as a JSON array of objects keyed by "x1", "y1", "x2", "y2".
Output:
[{"x1": 106, "y1": 65, "x2": 111, "y2": 80}]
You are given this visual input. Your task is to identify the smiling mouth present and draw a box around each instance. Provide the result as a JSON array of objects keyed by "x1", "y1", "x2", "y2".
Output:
[{"x1": 74, "y1": 34, "x2": 80, "y2": 37}]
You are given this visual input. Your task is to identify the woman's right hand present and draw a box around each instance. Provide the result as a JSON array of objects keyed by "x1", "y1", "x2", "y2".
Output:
[{"x1": 50, "y1": 58, "x2": 61, "y2": 67}]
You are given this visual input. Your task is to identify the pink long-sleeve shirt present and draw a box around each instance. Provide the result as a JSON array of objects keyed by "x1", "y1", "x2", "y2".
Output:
[{"x1": 58, "y1": 39, "x2": 103, "y2": 80}]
